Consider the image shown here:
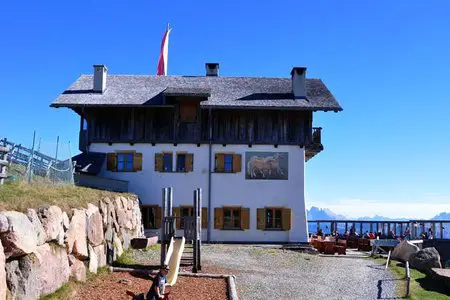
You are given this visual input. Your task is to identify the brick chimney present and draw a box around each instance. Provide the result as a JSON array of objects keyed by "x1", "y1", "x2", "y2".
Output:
[
  {"x1": 205, "y1": 63, "x2": 219, "y2": 76},
  {"x1": 93, "y1": 65, "x2": 107, "y2": 93},
  {"x1": 291, "y1": 67, "x2": 307, "y2": 99}
]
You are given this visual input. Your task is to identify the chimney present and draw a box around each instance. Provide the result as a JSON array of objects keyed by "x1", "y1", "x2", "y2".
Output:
[
  {"x1": 291, "y1": 67, "x2": 307, "y2": 99},
  {"x1": 93, "y1": 65, "x2": 107, "y2": 93},
  {"x1": 205, "y1": 63, "x2": 219, "y2": 76}
]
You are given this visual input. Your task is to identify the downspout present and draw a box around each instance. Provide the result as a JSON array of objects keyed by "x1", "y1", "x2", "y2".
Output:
[{"x1": 207, "y1": 108, "x2": 212, "y2": 242}]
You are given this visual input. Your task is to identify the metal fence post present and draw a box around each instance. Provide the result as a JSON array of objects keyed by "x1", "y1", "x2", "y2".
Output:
[{"x1": 27, "y1": 131, "x2": 36, "y2": 183}]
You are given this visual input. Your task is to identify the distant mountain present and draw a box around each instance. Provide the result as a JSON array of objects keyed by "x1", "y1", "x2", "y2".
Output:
[
  {"x1": 307, "y1": 207, "x2": 448, "y2": 221},
  {"x1": 356, "y1": 215, "x2": 409, "y2": 221},
  {"x1": 431, "y1": 212, "x2": 450, "y2": 220},
  {"x1": 307, "y1": 206, "x2": 347, "y2": 220}
]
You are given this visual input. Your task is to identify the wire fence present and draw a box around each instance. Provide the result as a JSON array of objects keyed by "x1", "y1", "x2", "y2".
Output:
[{"x1": 1, "y1": 132, "x2": 75, "y2": 185}]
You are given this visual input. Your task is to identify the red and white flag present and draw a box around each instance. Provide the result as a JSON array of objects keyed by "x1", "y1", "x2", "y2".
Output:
[{"x1": 157, "y1": 24, "x2": 171, "y2": 76}]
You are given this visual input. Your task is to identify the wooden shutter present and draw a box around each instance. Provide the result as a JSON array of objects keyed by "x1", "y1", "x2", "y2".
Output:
[
  {"x1": 155, "y1": 153, "x2": 163, "y2": 172},
  {"x1": 215, "y1": 153, "x2": 224, "y2": 172},
  {"x1": 257, "y1": 208, "x2": 266, "y2": 230},
  {"x1": 185, "y1": 153, "x2": 194, "y2": 172},
  {"x1": 106, "y1": 153, "x2": 117, "y2": 171},
  {"x1": 214, "y1": 208, "x2": 223, "y2": 229},
  {"x1": 282, "y1": 208, "x2": 292, "y2": 231},
  {"x1": 174, "y1": 207, "x2": 181, "y2": 230},
  {"x1": 155, "y1": 206, "x2": 162, "y2": 228},
  {"x1": 201, "y1": 208, "x2": 208, "y2": 229},
  {"x1": 133, "y1": 153, "x2": 143, "y2": 171},
  {"x1": 240, "y1": 207, "x2": 250, "y2": 230},
  {"x1": 232, "y1": 154, "x2": 242, "y2": 173}
]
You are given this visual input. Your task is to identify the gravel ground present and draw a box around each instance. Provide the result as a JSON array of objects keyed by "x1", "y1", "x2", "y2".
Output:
[
  {"x1": 125, "y1": 244, "x2": 399, "y2": 300},
  {"x1": 201, "y1": 245, "x2": 399, "y2": 300}
]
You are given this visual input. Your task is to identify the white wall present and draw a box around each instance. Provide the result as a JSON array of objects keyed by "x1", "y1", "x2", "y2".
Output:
[{"x1": 89, "y1": 143, "x2": 308, "y2": 243}]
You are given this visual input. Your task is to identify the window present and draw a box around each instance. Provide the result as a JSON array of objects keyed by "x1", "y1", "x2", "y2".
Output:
[
  {"x1": 265, "y1": 208, "x2": 282, "y2": 230},
  {"x1": 224, "y1": 154, "x2": 233, "y2": 173},
  {"x1": 257, "y1": 207, "x2": 291, "y2": 231},
  {"x1": 223, "y1": 207, "x2": 241, "y2": 229},
  {"x1": 163, "y1": 153, "x2": 173, "y2": 172},
  {"x1": 177, "y1": 153, "x2": 186, "y2": 172},
  {"x1": 179, "y1": 102, "x2": 198, "y2": 122},
  {"x1": 117, "y1": 153, "x2": 134, "y2": 172},
  {"x1": 215, "y1": 153, "x2": 241, "y2": 173},
  {"x1": 155, "y1": 152, "x2": 193, "y2": 172},
  {"x1": 141, "y1": 205, "x2": 161, "y2": 229},
  {"x1": 107, "y1": 152, "x2": 142, "y2": 172},
  {"x1": 179, "y1": 206, "x2": 193, "y2": 229}
]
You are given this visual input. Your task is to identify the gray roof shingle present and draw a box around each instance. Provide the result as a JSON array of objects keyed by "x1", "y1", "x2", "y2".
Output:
[{"x1": 51, "y1": 75, "x2": 342, "y2": 111}]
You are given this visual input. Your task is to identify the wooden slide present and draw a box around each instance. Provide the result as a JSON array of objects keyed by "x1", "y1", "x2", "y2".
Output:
[{"x1": 163, "y1": 237, "x2": 186, "y2": 286}]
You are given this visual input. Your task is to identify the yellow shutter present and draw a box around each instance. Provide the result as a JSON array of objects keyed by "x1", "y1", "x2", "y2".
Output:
[
  {"x1": 240, "y1": 207, "x2": 250, "y2": 230},
  {"x1": 214, "y1": 208, "x2": 223, "y2": 229},
  {"x1": 155, "y1": 206, "x2": 162, "y2": 228},
  {"x1": 173, "y1": 207, "x2": 181, "y2": 230},
  {"x1": 201, "y1": 208, "x2": 208, "y2": 229},
  {"x1": 282, "y1": 208, "x2": 292, "y2": 231},
  {"x1": 133, "y1": 153, "x2": 143, "y2": 171},
  {"x1": 215, "y1": 153, "x2": 225, "y2": 172},
  {"x1": 257, "y1": 208, "x2": 266, "y2": 230},
  {"x1": 154, "y1": 153, "x2": 163, "y2": 172},
  {"x1": 232, "y1": 154, "x2": 242, "y2": 173},
  {"x1": 106, "y1": 153, "x2": 117, "y2": 171},
  {"x1": 185, "y1": 153, "x2": 194, "y2": 172}
]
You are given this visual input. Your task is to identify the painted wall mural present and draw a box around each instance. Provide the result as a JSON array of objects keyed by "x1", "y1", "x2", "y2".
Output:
[{"x1": 245, "y1": 152, "x2": 288, "y2": 180}]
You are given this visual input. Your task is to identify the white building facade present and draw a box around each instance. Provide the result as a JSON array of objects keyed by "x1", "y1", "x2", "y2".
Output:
[{"x1": 53, "y1": 63, "x2": 342, "y2": 243}]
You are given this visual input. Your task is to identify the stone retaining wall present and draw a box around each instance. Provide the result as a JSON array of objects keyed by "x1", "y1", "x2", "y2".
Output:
[{"x1": 0, "y1": 195, "x2": 142, "y2": 299}]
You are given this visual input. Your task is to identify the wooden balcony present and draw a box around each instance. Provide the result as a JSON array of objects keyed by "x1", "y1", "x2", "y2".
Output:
[{"x1": 305, "y1": 127, "x2": 323, "y2": 162}]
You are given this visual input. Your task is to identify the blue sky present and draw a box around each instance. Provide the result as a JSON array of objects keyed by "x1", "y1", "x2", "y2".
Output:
[{"x1": 1, "y1": 1, "x2": 449, "y2": 218}]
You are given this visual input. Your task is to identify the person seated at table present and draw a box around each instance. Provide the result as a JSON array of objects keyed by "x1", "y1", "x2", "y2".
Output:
[
  {"x1": 364, "y1": 231, "x2": 370, "y2": 239},
  {"x1": 317, "y1": 228, "x2": 324, "y2": 237},
  {"x1": 403, "y1": 226, "x2": 411, "y2": 240},
  {"x1": 369, "y1": 232, "x2": 376, "y2": 239},
  {"x1": 387, "y1": 230, "x2": 395, "y2": 239},
  {"x1": 427, "y1": 228, "x2": 433, "y2": 240}
]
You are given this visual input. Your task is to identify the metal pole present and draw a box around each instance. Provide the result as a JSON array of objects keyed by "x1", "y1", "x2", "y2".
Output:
[
  {"x1": 68, "y1": 141, "x2": 74, "y2": 185},
  {"x1": 197, "y1": 188, "x2": 202, "y2": 271},
  {"x1": 28, "y1": 130, "x2": 36, "y2": 183},
  {"x1": 160, "y1": 188, "x2": 167, "y2": 266},
  {"x1": 55, "y1": 136, "x2": 60, "y2": 162},
  {"x1": 193, "y1": 189, "x2": 198, "y2": 273}
]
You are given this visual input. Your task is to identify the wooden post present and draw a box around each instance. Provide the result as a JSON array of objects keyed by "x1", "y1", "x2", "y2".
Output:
[
  {"x1": 400, "y1": 223, "x2": 403, "y2": 236},
  {"x1": 432, "y1": 222, "x2": 436, "y2": 239},
  {"x1": 359, "y1": 222, "x2": 363, "y2": 235},
  {"x1": 345, "y1": 222, "x2": 348, "y2": 233},
  {"x1": 370, "y1": 223, "x2": 373, "y2": 233},
  {"x1": 440, "y1": 222, "x2": 444, "y2": 239},
  {"x1": 317, "y1": 221, "x2": 320, "y2": 233}
]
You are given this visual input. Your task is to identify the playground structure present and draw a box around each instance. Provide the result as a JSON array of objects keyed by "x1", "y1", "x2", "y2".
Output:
[{"x1": 159, "y1": 187, "x2": 202, "y2": 285}]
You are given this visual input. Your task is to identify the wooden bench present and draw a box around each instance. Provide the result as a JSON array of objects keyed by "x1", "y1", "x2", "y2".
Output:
[
  {"x1": 334, "y1": 239, "x2": 347, "y2": 255},
  {"x1": 358, "y1": 238, "x2": 372, "y2": 251}
]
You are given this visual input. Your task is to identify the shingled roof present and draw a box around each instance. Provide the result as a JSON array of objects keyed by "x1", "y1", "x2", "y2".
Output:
[{"x1": 51, "y1": 75, "x2": 342, "y2": 111}]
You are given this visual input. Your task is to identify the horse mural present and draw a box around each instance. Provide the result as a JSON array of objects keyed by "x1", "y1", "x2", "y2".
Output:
[{"x1": 245, "y1": 152, "x2": 288, "y2": 180}]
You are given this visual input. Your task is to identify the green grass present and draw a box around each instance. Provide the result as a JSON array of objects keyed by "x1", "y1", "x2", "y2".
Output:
[
  {"x1": 115, "y1": 248, "x2": 137, "y2": 266},
  {"x1": 40, "y1": 267, "x2": 110, "y2": 300},
  {"x1": 373, "y1": 257, "x2": 449, "y2": 299},
  {"x1": 0, "y1": 180, "x2": 131, "y2": 213}
]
